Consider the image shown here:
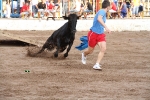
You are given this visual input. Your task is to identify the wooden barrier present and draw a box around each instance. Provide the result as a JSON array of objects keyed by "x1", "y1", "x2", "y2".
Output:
[
  {"x1": 0, "y1": 31, "x2": 43, "y2": 47},
  {"x1": 0, "y1": 19, "x2": 150, "y2": 31}
]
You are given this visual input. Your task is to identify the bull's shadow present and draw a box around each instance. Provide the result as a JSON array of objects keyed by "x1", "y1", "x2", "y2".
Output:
[{"x1": 28, "y1": 14, "x2": 81, "y2": 58}]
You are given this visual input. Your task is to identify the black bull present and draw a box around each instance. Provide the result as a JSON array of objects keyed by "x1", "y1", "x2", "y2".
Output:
[{"x1": 36, "y1": 14, "x2": 80, "y2": 57}]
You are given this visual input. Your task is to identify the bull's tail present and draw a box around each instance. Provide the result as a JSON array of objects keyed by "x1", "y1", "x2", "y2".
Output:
[
  {"x1": 36, "y1": 47, "x2": 45, "y2": 54},
  {"x1": 27, "y1": 40, "x2": 55, "y2": 57},
  {"x1": 27, "y1": 46, "x2": 45, "y2": 57},
  {"x1": 27, "y1": 42, "x2": 48, "y2": 57}
]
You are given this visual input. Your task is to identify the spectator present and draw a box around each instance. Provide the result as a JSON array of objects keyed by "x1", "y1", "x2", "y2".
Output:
[
  {"x1": 20, "y1": 1, "x2": 31, "y2": 19},
  {"x1": 125, "y1": 0, "x2": 131, "y2": 18},
  {"x1": 83, "y1": 0, "x2": 93, "y2": 19},
  {"x1": 28, "y1": 0, "x2": 33, "y2": 18},
  {"x1": 62, "y1": 0, "x2": 68, "y2": 16},
  {"x1": 5, "y1": 0, "x2": 11, "y2": 18},
  {"x1": 46, "y1": 0, "x2": 56, "y2": 20},
  {"x1": 70, "y1": 0, "x2": 81, "y2": 14},
  {"x1": 109, "y1": 0, "x2": 117, "y2": 18},
  {"x1": 36, "y1": 0, "x2": 46, "y2": 19},
  {"x1": 113, "y1": 0, "x2": 118, "y2": 7},
  {"x1": 11, "y1": 0, "x2": 18, "y2": 13},
  {"x1": 80, "y1": 0, "x2": 86, "y2": 15},
  {"x1": 81, "y1": 0, "x2": 85, "y2": 10},
  {"x1": 20, "y1": 0, "x2": 25, "y2": 13},
  {"x1": 118, "y1": 0, "x2": 123, "y2": 9},
  {"x1": 46, "y1": 0, "x2": 49, "y2": 4},
  {"x1": 138, "y1": 0, "x2": 144, "y2": 18},
  {"x1": 75, "y1": 0, "x2": 81, "y2": 12},
  {"x1": 31, "y1": 0, "x2": 38, "y2": 17},
  {"x1": 120, "y1": 0, "x2": 127, "y2": 18},
  {"x1": 53, "y1": 0, "x2": 60, "y2": 11},
  {"x1": 132, "y1": 0, "x2": 140, "y2": 19}
]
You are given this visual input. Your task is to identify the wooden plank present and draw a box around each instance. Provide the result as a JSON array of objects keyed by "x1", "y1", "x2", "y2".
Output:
[{"x1": 0, "y1": 31, "x2": 43, "y2": 47}]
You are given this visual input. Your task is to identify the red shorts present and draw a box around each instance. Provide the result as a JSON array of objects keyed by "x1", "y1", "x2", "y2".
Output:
[{"x1": 88, "y1": 30, "x2": 106, "y2": 48}]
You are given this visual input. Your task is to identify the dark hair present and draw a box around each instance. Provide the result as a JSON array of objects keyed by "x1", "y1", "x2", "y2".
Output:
[{"x1": 102, "y1": 0, "x2": 110, "y2": 8}]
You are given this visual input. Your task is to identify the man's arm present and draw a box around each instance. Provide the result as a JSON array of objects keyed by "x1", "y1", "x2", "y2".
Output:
[{"x1": 98, "y1": 15, "x2": 111, "y2": 33}]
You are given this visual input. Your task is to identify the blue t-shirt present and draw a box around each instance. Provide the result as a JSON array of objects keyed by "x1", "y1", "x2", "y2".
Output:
[{"x1": 90, "y1": 9, "x2": 106, "y2": 34}]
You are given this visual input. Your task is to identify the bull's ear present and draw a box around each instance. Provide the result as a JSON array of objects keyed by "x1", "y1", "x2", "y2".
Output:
[{"x1": 63, "y1": 16, "x2": 69, "y2": 20}]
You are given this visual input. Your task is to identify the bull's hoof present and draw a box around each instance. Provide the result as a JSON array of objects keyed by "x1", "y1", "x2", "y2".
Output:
[
  {"x1": 54, "y1": 53, "x2": 58, "y2": 57},
  {"x1": 64, "y1": 53, "x2": 68, "y2": 57}
]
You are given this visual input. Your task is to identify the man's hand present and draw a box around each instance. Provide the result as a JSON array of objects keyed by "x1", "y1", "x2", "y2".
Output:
[{"x1": 105, "y1": 27, "x2": 111, "y2": 34}]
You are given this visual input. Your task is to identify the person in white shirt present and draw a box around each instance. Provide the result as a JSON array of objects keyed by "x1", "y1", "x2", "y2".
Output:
[
  {"x1": 20, "y1": 0, "x2": 25, "y2": 13},
  {"x1": 11, "y1": 0, "x2": 17, "y2": 13},
  {"x1": 31, "y1": 0, "x2": 38, "y2": 17},
  {"x1": 62, "y1": 0, "x2": 68, "y2": 16},
  {"x1": 70, "y1": 0, "x2": 81, "y2": 13},
  {"x1": 5, "y1": 0, "x2": 11, "y2": 18}
]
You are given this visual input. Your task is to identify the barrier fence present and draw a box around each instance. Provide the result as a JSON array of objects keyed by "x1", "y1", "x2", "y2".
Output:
[{"x1": 0, "y1": 19, "x2": 150, "y2": 31}]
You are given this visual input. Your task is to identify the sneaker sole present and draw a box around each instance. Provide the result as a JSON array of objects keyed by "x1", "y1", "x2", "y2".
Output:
[
  {"x1": 93, "y1": 67, "x2": 102, "y2": 71},
  {"x1": 93, "y1": 68, "x2": 102, "y2": 71},
  {"x1": 82, "y1": 62, "x2": 86, "y2": 64},
  {"x1": 81, "y1": 53, "x2": 86, "y2": 64}
]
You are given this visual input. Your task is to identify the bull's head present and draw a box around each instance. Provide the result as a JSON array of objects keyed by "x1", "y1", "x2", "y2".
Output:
[{"x1": 63, "y1": 14, "x2": 81, "y2": 33}]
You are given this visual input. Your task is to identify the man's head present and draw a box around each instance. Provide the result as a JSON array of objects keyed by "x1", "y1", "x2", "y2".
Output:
[
  {"x1": 102, "y1": 0, "x2": 110, "y2": 11},
  {"x1": 25, "y1": 1, "x2": 29, "y2": 6}
]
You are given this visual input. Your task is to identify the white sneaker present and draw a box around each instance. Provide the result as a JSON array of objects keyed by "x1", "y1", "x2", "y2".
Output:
[
  {"x1": 81, "y1": 53, "x2": 86, "y2": 64},
  {"x1": 93, "y1": 64, "x2": 102, "y2": 70}
]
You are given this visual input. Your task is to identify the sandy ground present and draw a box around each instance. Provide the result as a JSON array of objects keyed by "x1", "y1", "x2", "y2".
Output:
[{"x1": 0, "y1": 31, "x2": 150, "y2": 100}]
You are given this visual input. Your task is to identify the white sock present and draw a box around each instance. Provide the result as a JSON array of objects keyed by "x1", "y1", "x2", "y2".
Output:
[
  {"x1": 83, "y1": 52, "x2": 86, "y2": 57},
  {"x1": 96, "y1": 63, "x2": 99, "y2": 65}
]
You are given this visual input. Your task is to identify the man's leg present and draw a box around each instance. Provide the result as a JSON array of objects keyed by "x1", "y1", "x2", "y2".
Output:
[
  {"x1": 82, "y1": 46, "x2": 94, "y2": 64},
  {"x1": 92, "y1": 41, "x2": 106, "y2": 70},
  {"x1": 96, "y1": 41, "x2": 106, "y2": 64},
  {"x1": 84, "y1": 46, "x2": 94, "y2": 57}
]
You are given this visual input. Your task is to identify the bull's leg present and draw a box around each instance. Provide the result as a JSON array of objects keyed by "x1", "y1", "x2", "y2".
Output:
[
  {"x1": 64, "y1": 42, "x2": 73, "y2": 57},
  {"x1": 36, "y1": 42, "x2": 49, "y2": 54},
  {"x1": 54, "y1": 39, "x2": 60, "y2": 57}
]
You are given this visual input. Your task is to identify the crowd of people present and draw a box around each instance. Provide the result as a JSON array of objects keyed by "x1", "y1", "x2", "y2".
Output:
[
  {"x1": 2, "y1": 0, "x2": 146, "y2": 20},
  {"x1": 109, "y1": 0, "x2": 144, "y2": 19},
  {"x1": 3, "y1": 0, "x2": 93, "y2": 20}
]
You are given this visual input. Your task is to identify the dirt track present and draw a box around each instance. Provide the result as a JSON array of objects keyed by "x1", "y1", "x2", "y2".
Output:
[{"x1": 0, "y1": 31, "x2": 150, "y2": 100}]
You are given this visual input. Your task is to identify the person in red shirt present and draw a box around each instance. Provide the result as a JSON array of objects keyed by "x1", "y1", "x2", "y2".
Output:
[
  {"x1": 111, "y1": 2, "x2": 117, "y2": 11},
  {"x1": 109, "y1": 0, "x2": 120, "y2": 19},
  {"x1": 46, "y1": 0, "x2": 56, "y2": 21},
  {"x1": 109, "y1": 1, "x2": 117, "y2": 13},
  {"x1": 20, "y1": 1, "x2": 31, "y2": 18}
]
